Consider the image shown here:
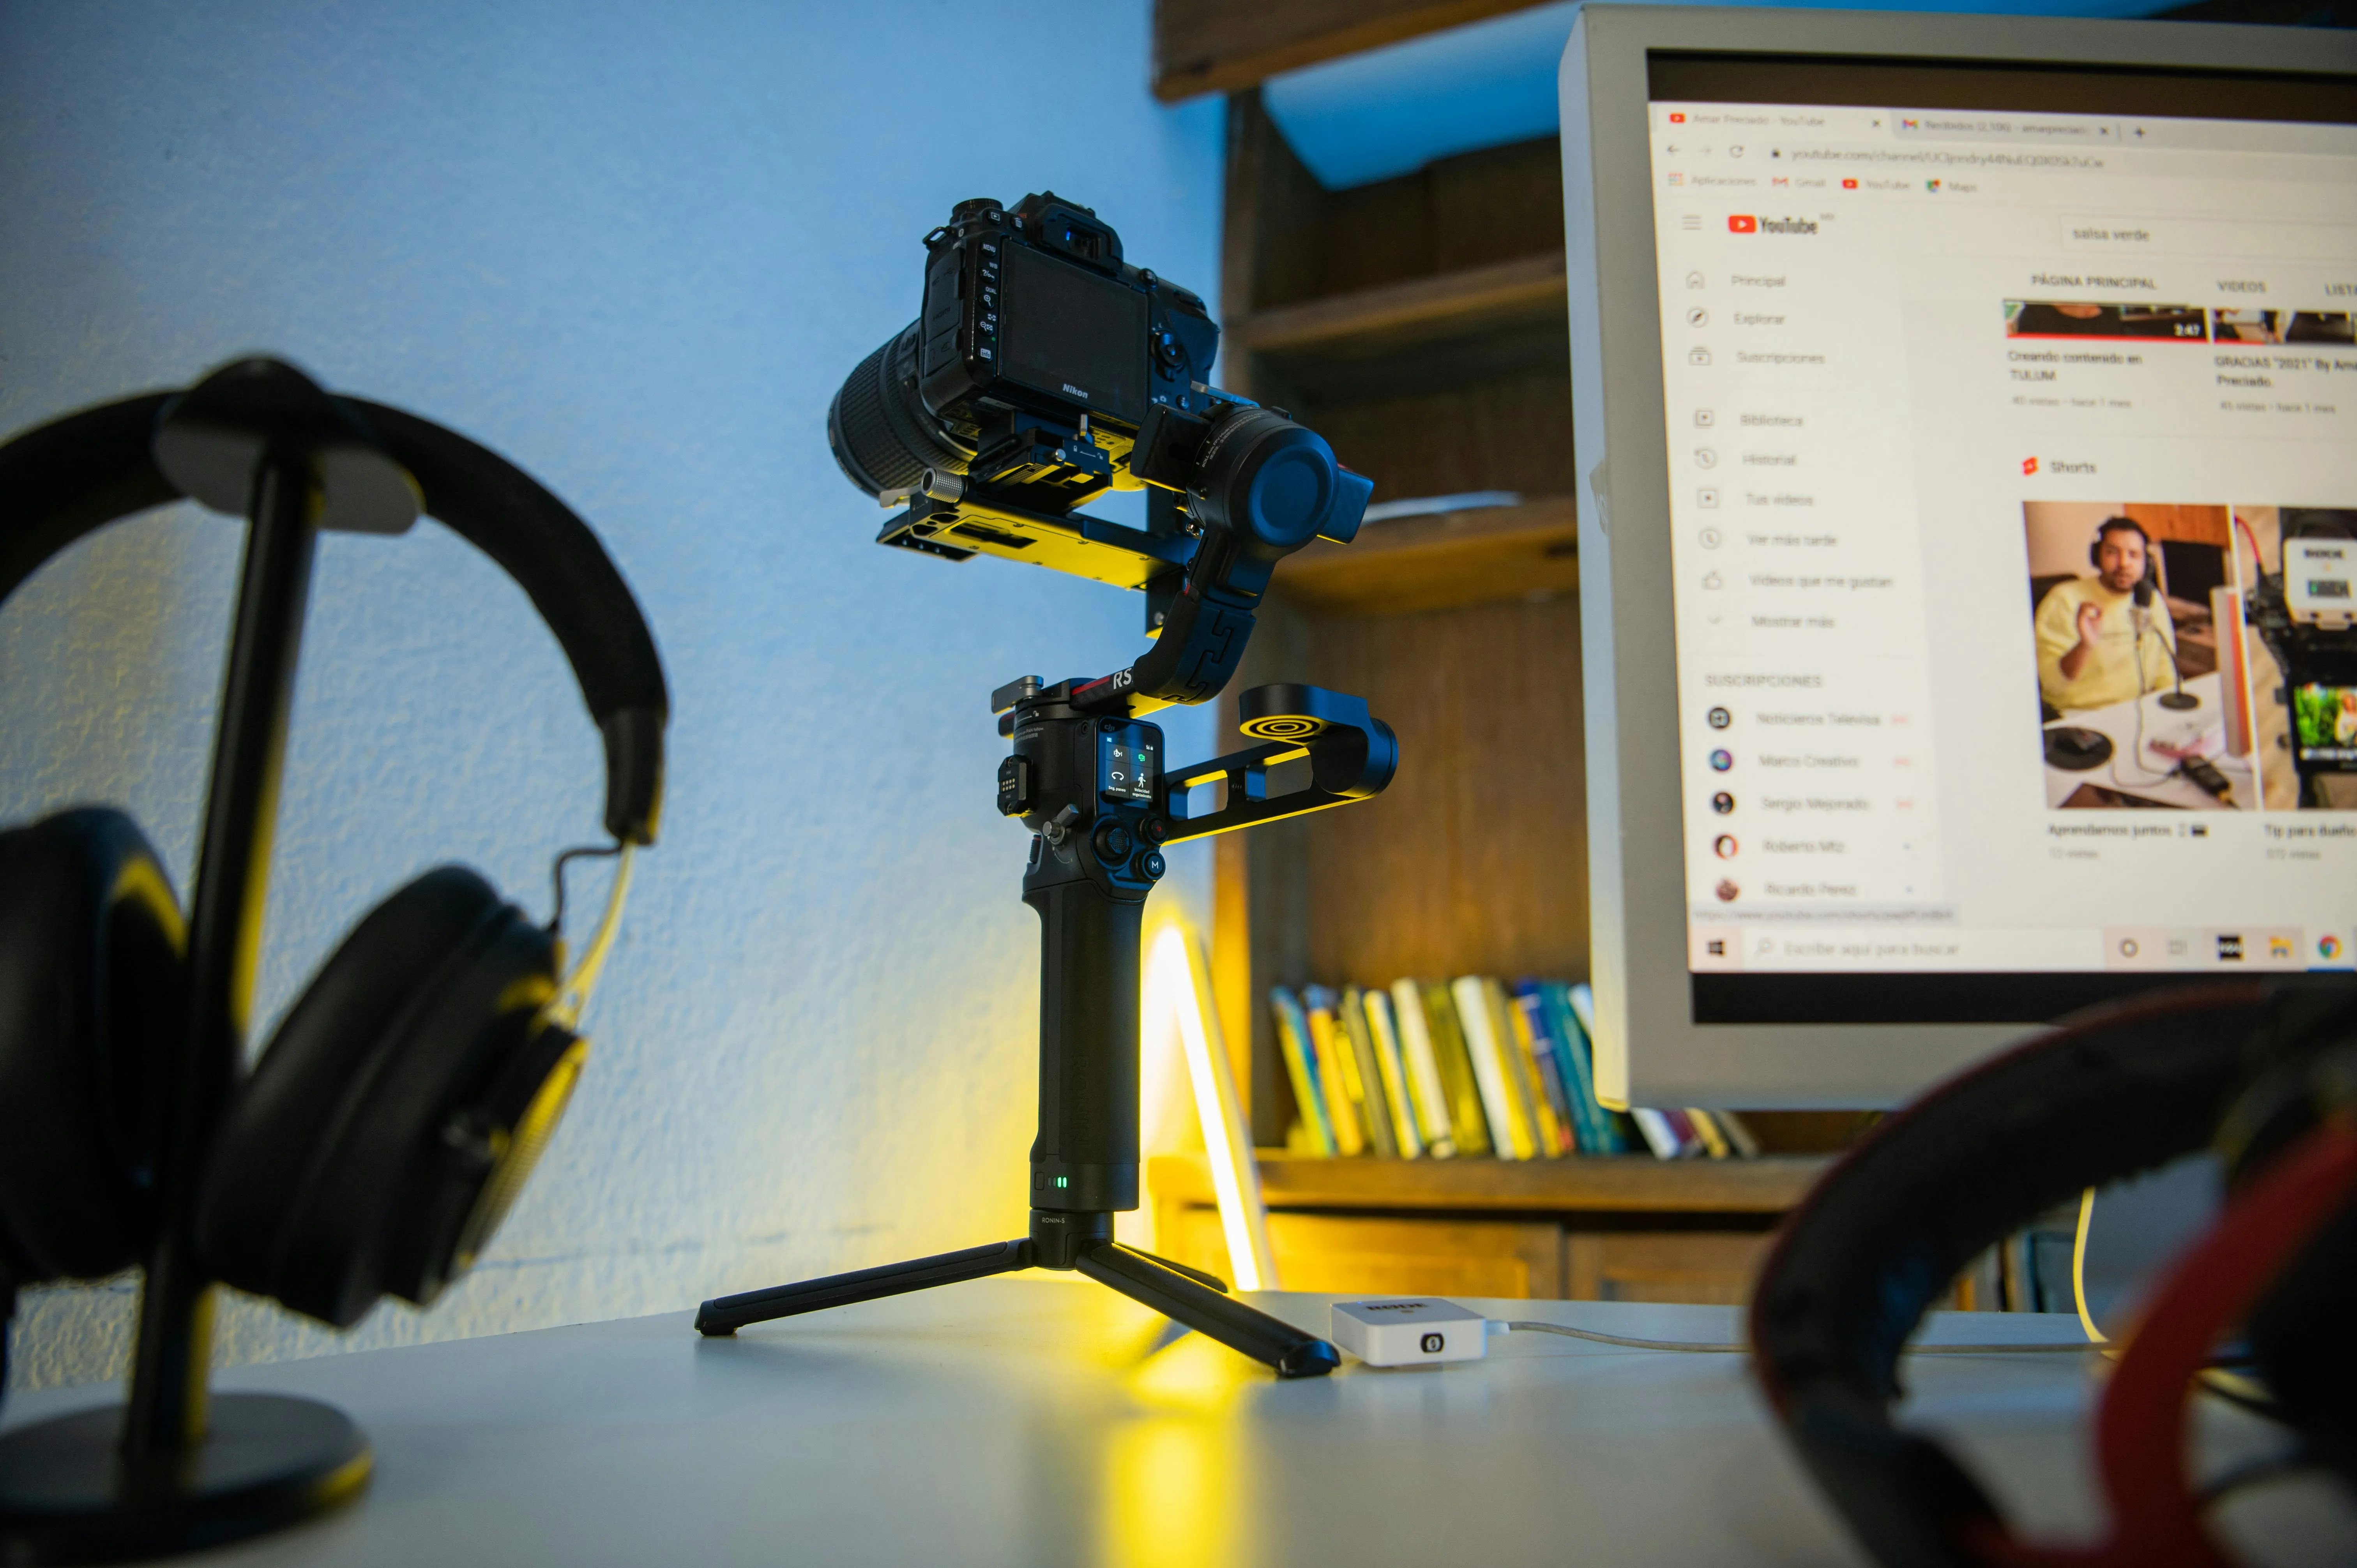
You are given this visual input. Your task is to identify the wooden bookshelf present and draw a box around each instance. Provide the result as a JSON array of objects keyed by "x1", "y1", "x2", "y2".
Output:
[
  {"x1": 1150, "y1": 1153, "x2": 1832, "y2": 1304},
  {"x1": 1160, "y1": 1151, "x2": 1828, "y2": 1215},
  {"x1": 1279, "y1": 496, "x2": 1579, "y2": 616},
  {"x1": 1198, "y1": 94, "x2": 1861, "y2": 1301},
  {"x1": 1227, "y1": 251, "x2": 1568, "y2": 363},
  {"x1": 1212, "y1": 97, "x2": 1589, "y2": 1141}
]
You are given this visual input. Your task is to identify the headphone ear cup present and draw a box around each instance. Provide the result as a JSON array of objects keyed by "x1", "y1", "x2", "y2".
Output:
[
  {"x1": 196, "y1": 867, "x2": 574, "y2": 1328},
  {"x1": 0, "y1": 808, "x2": 184, "y2": 1285}
]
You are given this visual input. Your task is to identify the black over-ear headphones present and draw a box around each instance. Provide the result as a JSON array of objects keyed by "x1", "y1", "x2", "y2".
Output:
[
  {"x1": 0, "y1": 361, "x2": 667, "y2": 1334},
  {"x1": 1751, "y1": 980, "x2": 2357, "y2": 1568}
]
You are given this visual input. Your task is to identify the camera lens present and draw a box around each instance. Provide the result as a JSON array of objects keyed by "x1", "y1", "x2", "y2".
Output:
[{"x1": 827, "y1": 321, "x2": 971, "y2": 497}]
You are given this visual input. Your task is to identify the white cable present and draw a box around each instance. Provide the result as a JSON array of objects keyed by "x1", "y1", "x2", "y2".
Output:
[
  {"x1": 550, "y1": 843, "x2": 635, "y2": 1030},
  {"x1": 1493, "y1": 1321, "x2": 2103, "y2": 1356}
]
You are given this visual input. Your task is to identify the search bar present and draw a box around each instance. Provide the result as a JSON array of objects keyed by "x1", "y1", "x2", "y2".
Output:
[{"x1": 2062, "y1": 215, "x2": 2357, "y2": 260}]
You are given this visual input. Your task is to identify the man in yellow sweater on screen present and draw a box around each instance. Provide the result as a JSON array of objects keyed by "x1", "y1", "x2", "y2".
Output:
[{"x1": 2036, "y1": 517, "x2": 2180, "y2": 713}]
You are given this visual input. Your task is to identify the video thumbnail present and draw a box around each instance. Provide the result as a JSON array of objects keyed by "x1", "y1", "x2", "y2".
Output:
[
  {"x1": 2005, "y1": 301, "x2": 2208, "y2": 341},
  {"x1": 2027, "y1": 501, "x2": 2257, "y2": 811},
  {"x1": 2212, "y1": 309, "x2": 2357, "y2": 346},
  {"x1": 2234, "y1": 507, "x2": 2357, "y2": 810}
]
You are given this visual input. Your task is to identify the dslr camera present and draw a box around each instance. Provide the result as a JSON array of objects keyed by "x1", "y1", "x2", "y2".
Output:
[{"x1": 829, "y1": 192, "x2": 1371, "y2": 710}]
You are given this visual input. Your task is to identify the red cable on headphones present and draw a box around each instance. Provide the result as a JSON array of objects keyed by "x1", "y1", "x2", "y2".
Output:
[{"x1": 1985, "y1": 1114, "x2": 2357, "y2": 1568}]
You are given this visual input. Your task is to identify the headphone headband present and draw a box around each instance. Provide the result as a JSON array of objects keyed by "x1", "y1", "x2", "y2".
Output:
[
  {"x1": 0, "y1": 379, "x2": 666, "y2": 844},
  {"x1": 1748, "y1": 980, "x2": 2356, "y2": 1566}
]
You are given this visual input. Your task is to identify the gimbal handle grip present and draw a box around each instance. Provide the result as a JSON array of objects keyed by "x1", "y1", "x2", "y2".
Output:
[
  {"x1": 1156, "y1": 683, "x2": 1398, "y2": 844},
  {"x1": 1023, "y1": 878, "x2": 1143, "y2": 1213}
]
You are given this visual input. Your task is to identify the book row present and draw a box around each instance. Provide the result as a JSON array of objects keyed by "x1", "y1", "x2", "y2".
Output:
[{"x1": 1271, "y1": 978, "x2": 1764, "y2": 1162}]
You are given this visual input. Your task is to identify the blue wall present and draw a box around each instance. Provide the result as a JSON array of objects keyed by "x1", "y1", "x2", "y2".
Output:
[{"x1": 1, "y1": 0, "x2": 1223, "y2": 1390}]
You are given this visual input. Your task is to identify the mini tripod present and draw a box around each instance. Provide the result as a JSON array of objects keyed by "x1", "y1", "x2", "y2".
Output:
[{"x1": 697, "y1": 676, "x2": 1396, "y2": 1375}]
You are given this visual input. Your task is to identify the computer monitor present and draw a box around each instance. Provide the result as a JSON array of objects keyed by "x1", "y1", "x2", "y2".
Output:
[{"x1": 1561, "y1": 7, "x2": 2357, "y2": 1108}]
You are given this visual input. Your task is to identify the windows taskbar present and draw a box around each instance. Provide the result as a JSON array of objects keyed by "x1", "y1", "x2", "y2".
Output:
[{"x1": 1691, "y1": 969, "x2": 2352, "y2": 1025}]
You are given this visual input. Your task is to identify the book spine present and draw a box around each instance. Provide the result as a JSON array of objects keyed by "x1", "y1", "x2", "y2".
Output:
[
  {"x1": 1420, "y1": 980, "x2": 1491, "y2": 1157},
  {"x1": 1716, "y1": 1109, "x2": 1763, "y2": 1159},
  {"x1": 1304, "y1": 986, "x2": 1367, "y2": 1157},
  {"x1": 1390, "y1": 979, "x2": 1456, "y2": 1158},
  {"x1": 1541, "y1": 983, "x2": 1606, "y2": 1153},
  {"x1": 1270, "y1": 987, "x2": 1336, "y2": 1157},
  {"x1": 1453, "y1": 976, "x2": 1530, "y2": 1159},
  {"x1": 1511, "y1": 983, "x2": 1577, "y2": 1156},
  {"x1": 1339, "y1": 986, "x2": 1398, "y2": 1159},
  {"x1": 1498, "y1": 980, "x2": 1566, "y2": 1157},
  {"x1": 1629, "y1": 1107, "x2": 1683, "y2": 1160},
  {"x1": 1556, "y1": 982, "x2": 1634, "y2": 1154},
  {"x1": 1686, "y1": 1108, "x2": 1732, "y2": 1160},
  {"x1": 1361, "y1": 988, "x2": 1424, "y2": 1158},
  {"x1": 1484, "y1": 978, "x2": 1546, "y2": 1159}
]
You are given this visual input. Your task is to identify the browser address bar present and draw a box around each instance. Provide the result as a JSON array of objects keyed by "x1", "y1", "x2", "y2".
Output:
[{"x1": 1783, "y1": 146, "x2": 2106, "y2": 171}]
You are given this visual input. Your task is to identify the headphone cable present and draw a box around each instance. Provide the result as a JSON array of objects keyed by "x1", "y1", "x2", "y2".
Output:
[{"x1": 547, "y1": 842, "x2": 636, "y2": 1029}]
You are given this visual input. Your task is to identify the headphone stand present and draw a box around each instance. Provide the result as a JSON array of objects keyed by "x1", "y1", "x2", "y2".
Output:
[
  {"x1": 694, "y1": 679, "x2": 1395, "y2": 1376},
  {"x1": 1, "y1": 387, "x2": 376, "y2": 1561}
]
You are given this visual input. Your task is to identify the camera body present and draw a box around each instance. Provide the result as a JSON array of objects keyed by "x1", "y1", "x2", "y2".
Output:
[
  {"x1": 916, "y1": 192, "x2": 1219, "y2": 479},
  {"x1": 830, "y1": 191, "x2": 1372, "y2": 714},
  {"x1": 829, "y1": 192, "x2": 1230, "y2": 590}
]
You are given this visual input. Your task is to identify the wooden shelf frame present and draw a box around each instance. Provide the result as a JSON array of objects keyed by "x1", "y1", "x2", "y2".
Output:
[
  {"x1": 1153, "y1": 0, "x2": 1552, "y2": 102},
  {"x1": 1276, "y1": 494, "x2": 1577, "y2": 617},
  {"x1": 1228, "y1": 251, "x2": 1568, "y2": 360},
  {"x1": 1152, "y1": 1151, "x2": 1832, "y2": 1216}
]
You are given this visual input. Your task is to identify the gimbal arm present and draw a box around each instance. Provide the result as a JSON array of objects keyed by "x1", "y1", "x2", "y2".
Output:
[
  {"x1": 1157, "y1": 685, "x2": 1399, "y2": 842},
  {"x1": 1069, "y1": 402, "x2": 1372, "y2": 719}
]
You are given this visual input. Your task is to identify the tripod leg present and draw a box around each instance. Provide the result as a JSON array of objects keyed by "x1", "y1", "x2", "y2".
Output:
[
  {"x1": 1122, "y1": 1249, "x2": 1230, "y2": 1294},
  {"x1": 1078, "y1": 1243, "x2": 1338, "y2": 1378},
  {"x1": 696, "y1": 1239, "x2": 1032, "y2": 1337}
]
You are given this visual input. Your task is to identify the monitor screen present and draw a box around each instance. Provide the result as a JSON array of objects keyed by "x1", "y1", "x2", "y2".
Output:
[{"x1": 1638, "y1": 53, "x2": 2357, "y2": 1029}]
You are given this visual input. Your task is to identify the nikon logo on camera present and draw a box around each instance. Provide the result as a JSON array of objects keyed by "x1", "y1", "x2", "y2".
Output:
[{"x1": 1062, "y1": 383, "x2": 1092, "y2": 401}]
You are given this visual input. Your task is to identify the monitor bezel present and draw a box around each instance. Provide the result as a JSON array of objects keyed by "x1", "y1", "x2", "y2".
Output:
[{"x1": 1559, "y1": 5, "x2": 2357, "y2": 1108}]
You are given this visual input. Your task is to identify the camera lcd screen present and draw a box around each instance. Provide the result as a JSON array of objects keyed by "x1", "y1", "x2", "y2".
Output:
[{"x1": 1001, "y1": 244, "x2": 1149, "y2": 426}]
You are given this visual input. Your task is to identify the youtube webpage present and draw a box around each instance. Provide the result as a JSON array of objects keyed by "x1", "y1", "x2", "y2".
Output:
[{"x1": 1648, "y1": 94, "x2": 2357, "y2": 989}]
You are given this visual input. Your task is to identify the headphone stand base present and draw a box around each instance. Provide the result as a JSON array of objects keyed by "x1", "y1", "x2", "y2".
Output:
[{"x1": 0, "y1": 1391, "x2": 370, "y2": 1564}]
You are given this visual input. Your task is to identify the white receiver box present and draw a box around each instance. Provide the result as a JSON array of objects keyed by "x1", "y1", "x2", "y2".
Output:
[{"x1": 1330, "y1": 1299, "x2": 1488, "y2": 1367}]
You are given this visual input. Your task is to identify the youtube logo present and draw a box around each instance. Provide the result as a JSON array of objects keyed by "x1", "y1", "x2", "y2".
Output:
[
  {"x1": 1728, "y1": 215, "x2": 1758, "y2": 233},
  {"x1": 1842, "y1": 178, "x2": 1858, "y2": 189},
  {"x1": 1670, "y1": 112, "x2": 1686, "y2": 123}
]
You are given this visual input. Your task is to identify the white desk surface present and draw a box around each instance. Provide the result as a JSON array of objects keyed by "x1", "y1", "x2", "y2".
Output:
[
  {"x1": 2044, "y1": 673, "x2": 2259, "y2": 811},
  {"x1": 5, "y1": 1280, "x2": 2350, "y2": 1565}
]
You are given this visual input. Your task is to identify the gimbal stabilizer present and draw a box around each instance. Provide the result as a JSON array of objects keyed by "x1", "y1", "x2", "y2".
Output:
[{"x1": 700, "y1": 398, "x2": 1398, "y2": 1376}]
